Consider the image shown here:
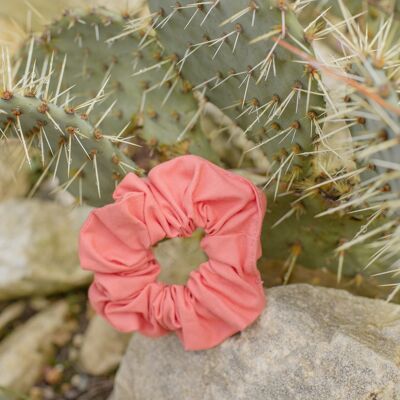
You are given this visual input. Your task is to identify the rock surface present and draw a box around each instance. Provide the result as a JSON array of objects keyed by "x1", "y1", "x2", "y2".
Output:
[
  {"x1": 79, "y1": 315, "x2": 131, "y2": 376},
  {"x1": 111, "y1": 284, "x2": 400, "y2": 400},
  {"x1": 0, "y1": 199, "x2": 92, "y2": 300},
  {"x1": 0, "y1": 302, "x2": 25, "y2": 332},
  {"x1": 0, "y1": 301, "x2": 68, "y2": 392}
]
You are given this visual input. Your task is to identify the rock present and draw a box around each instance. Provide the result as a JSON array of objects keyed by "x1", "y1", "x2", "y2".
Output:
[
  {"x1": 111, "y1": 284, "x2": 400, "y2": 400},
  {"x1": 79, "y1": 315, "x2": 131, "y2": 376},
  {"x1": 0, "y1": 199, "x2": 92, "y2": 300},
  {"x1": 0, "y1": 301, "x2": 68, "y2": 393},
  {"x1": 0, "y1": 140, "x2": 30, "y2": 202},
  {"x1": 29, "y1": 387, "x2": 44, "y2": 400},
  {"x1": 44, "y1": 365, "x2": 64, "y2": 385},
  {"x1": 0, "y1": 301, "x2": 25, "y2": 332},
  {"x1": 70, "y1": 374, "x2": 89, "y2": 392}
]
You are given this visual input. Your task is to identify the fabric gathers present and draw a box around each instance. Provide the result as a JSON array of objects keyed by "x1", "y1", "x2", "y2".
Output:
[{"x1": 79, "y1": 155, "x2": 267, "y2": 351}]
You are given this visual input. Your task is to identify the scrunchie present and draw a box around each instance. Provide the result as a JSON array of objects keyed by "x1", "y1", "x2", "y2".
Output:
[{"x1": 79, "y1": 155, "x2": 266, "y2": 351}]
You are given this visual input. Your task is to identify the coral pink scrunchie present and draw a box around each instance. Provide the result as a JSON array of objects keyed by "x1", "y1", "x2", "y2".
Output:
[{"x1": 79, "y1": 155, "x2": 266, "y2": 351}]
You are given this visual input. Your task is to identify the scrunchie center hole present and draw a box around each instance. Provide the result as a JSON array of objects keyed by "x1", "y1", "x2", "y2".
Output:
[{"x1": 153, "y1": 229, "x2": 208, "y2": 284}]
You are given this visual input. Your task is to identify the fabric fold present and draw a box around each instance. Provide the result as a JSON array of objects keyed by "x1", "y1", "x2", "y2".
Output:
[{"x1": 79, "y1": 155, "x2": 267, "y2": 351}]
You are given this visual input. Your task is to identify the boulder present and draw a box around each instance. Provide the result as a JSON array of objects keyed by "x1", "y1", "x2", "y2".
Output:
[
  {"x1": 0, "y1": 301, "x2": 68, "y2": 392},
  {"x1": 0, "y1": 302, "x2": 25, "y2": 332},
  {"x1": 0, "y1": 199, "x2": 92, "y2": 300},
  {"x1": 79, "y1": 315, "x2": 131, "y2": 376},
  {"x1": 111, "y1": 284, "x2": 400, "y2": 400}
]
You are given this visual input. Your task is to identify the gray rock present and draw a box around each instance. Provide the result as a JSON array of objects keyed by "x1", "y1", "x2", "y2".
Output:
[
  {"x1": 0, "y1": 302, "x2": 25, "y2": 332},
  {"x1": 79, "y1": 315, "x2": 131, "y2": 376},
  {"x1": 111, "y1": 284, "x2": 400, "y2": 400},
  {"x1": 0, "y1": 199, "x2": 92, "y2": 300},
  {"x1": 0, "y1": 301, "x2": 68, "y2": 392}
]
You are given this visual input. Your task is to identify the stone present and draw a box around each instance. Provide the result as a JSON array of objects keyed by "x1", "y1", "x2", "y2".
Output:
[
  {"x1": 0, "y1": 199, "x2": 92, "y2": 300},
  {"x1": 44, "y1": 365, "x2": 64, "y2": 385},
  {"x1": 0, "y1": 301, "x2": 25, "y2": 332},
  {"x1": 79, "y1": 315, "x2": 131, "y2": 376},
  {"x1": 111, "y1": 284, "x2": 400, "y2": 400},
  {"x1": 0, "y1": 301, "x2": 68, "y2": 393}
]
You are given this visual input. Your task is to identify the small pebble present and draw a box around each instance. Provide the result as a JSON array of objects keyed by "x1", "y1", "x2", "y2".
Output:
[
  {"x1": 64, "y1": 388, "x2": 80, "y2": 400},
  {"x1": 65, "y1": 319, "x2": 79, "y2": 332},
  {"x1": 51, "y1": 329, "x2": 72, "y2": 347},
  {"x1": 42, "y1": 387, "x2": 55, "y2": 400},
  {"x1": 61, "y1": 382, "x2": 72, "y2": 394},
  {"x1": 29, "y1": 387, "x2": 44, "y2": 400},
  {"x1": 72, "y1": 333, "x2": 84, "y2": 348},
  {"x1": 71, "y1": 374, "x2": 89, "y2": 391},
  {"x1": 44, "y1": 364, "x2": 64, "y2": 385},
  {"x1": 69, "y1": 347, "x2": 79, "y2": 362},
  {"x1": 29, "y1": 297, "x2": 50, "y2": 311}
]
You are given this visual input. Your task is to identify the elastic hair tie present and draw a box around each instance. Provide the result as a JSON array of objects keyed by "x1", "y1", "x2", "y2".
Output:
[{"x1": 79, "y1": 155, "x2": 267, "y2": 351}]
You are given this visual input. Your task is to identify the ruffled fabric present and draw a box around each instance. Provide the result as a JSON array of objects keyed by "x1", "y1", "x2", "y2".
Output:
[{"x1": 79, "y1": 155, "x2": 267, "y2": 350}]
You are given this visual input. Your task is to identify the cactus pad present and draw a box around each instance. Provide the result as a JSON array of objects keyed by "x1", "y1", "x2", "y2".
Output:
[
  {"x1": 0, "y1": 90, "x2": 137, "y2": 206},
  {"x1": 16, "y1": 8, "x2": 218, "y2": 160},
  {"x1": 147, "y1": 0, "x2": 325, "y2": 174}
]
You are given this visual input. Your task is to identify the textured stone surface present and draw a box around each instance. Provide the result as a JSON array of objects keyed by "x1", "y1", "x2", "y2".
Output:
[
  {"x1": 0, "y1": 302, "x2": 25, "y2": 332},
  {"x1": 111, "y1": 285, "x2": 400, "y2": 400},
  {"x1": 79, "y1": 315, "x2": 131, "y2": 376},
  {"x1": 0, "y1": 302, "x2": 68, "y2": 392},
  {"x1": 0, "y1": 199, "x2": 92, "y2": 300}
]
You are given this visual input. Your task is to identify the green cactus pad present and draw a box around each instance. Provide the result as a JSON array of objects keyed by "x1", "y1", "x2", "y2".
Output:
[
  {"x1": 0, "y1": 91, "x2": 137, "y2": 206},
  {"x1": 16, "y1": 8, "x2": 219, "y2": 161},
  {"x1": 263, "y1": 192, "x2": 394, "y2": 282},
  {"x1": 147, "y1": 0, "x2": 324, "y2": 173}
]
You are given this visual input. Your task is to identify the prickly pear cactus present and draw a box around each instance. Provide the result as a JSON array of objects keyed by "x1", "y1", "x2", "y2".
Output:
[
  {"x1": 1, "y1": 1, "x2": 399, "y2": 299},
  {"x1": 0, "y1": 90, "x2": 137, "y2": 206},
  {"x1": 16, "y1": 8, "x2": 220, "y2": 162},
  {"x1": 263, "y1": 193, "x2": 393, "y2": 284},
  {"x1": 139, "y1": 0, "x2": 400, "y2": 289},
  {"x1": 302, "y1": 3, "x2": 400, "y2": 215},
  {"x1": 292, "y1": 0, "x2": 400, "y2": 294},
  {"x1": 146, "y1": 0, "x2": 325, "y2": 178},
  {"x1": 351, "y1": 72, "x2": 400, "y2": 212}
]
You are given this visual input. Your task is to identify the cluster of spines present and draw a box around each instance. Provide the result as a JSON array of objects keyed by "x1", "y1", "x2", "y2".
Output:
[
  {"x1": 7, "y1": 7, "x2": 226, "y2": 205},
  {"x1": 292, "y1": 0, "x2": 400, "y2": 294},
  {"x1": 144, "y1": 0, "x2": 326, "y2": 187},
  {"x1": 0, "y1": 42, "x2": 139, "y2": 206}
]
